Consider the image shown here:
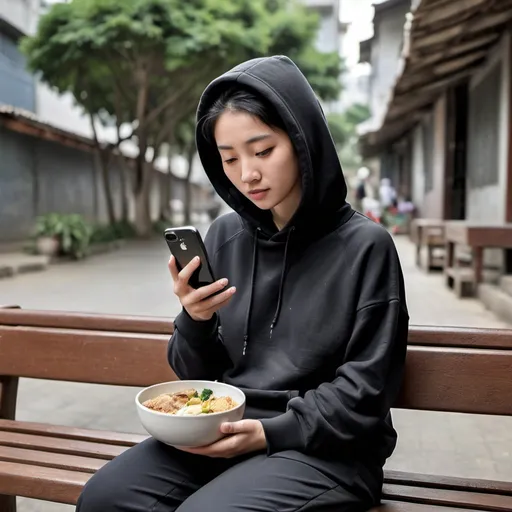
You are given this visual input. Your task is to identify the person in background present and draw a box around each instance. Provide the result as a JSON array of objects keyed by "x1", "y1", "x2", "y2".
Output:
[
  {"x1": 354, "y1": 166, "x2": 371, "y2": 212},
  {"x1": 379, "y1": 178, "x2": 397, "y2": 210}
]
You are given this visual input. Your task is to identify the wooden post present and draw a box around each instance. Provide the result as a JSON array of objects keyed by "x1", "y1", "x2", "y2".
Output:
[
  {"x1": 505, "y1": 34, "x2": 512, "y2": 273},
  {"x1": 0, "y1": 305, "x2": 18, "y2": 512}
]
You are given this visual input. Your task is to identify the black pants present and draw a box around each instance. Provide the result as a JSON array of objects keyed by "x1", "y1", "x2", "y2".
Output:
[{"x1": 76, "y1": 438, "x2": 381, "y2": 511}]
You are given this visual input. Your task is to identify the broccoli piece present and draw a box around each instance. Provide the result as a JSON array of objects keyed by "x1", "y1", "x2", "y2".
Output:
[{"x1": 200, "y1": 388, "x2": 213, "y2": 401}]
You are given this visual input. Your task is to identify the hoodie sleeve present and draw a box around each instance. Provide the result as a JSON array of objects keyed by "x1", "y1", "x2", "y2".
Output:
[
  {"x1": 167, "y1": 310, "x2": 232, "y2": 381},
  {"x1": 260, "y1": 298, "x2": 408, "y2": 457}
]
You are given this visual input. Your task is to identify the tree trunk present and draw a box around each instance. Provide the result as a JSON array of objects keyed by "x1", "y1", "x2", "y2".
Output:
[
  {"x1": 100, "y1": 151, "x2": 117, "y2": 226},
  {"x1": 89, "y1": 112, "x2": 116, "y2": 225},
  {"x1": 184, "y1": 144, "x2": 195, "y2": 224},
  {"x1": 118, "y1": 157, "x2": 130, "y2": 223},
  {"x1": 134, "y1": 163, "x2": 153, "y2": 237},
  {"x1": 160, "y1": 154, "x2": 173, "y2": 221}
]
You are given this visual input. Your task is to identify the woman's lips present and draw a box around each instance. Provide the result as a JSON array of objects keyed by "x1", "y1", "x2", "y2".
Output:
[{"x1": 248, "y1": 189, "x2": 270, "y2": 201}]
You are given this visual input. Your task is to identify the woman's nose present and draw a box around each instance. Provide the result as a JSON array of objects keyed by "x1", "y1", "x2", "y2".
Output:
[{"x1": 240, "y1": 163, "x2": 260, "y2": 183}]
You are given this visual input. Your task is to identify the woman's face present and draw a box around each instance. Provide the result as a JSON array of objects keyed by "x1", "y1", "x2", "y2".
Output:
[{"x1": 214, "y1": 110, "x2": 301, "y2": 221}]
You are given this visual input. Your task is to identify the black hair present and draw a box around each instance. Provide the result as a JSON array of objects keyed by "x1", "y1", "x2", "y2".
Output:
[{"x1": 201, "y1": 86, "x2": 287, "y2": 144}]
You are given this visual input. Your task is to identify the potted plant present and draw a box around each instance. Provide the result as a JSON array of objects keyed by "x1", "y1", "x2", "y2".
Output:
[{"x1": 33, "y1": 213, "x2": 92, "y2": 259}]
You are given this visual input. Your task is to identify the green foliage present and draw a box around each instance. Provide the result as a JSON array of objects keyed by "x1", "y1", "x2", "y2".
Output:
[
  {"x1": 90, "y1": 221, "x2": 136, "y2": 244},
  {"x1": 33, "y1": 213, "x2": 92, "y2": 259},
  {"x1": 327, "y1": 103, "x2": 371, "y2": 146},
  {"x1": 327, "y1": 103, "x2": 371, "y2": 167},
  {"x1": 343, "y1": 103, "x2": 371, "y2": 126},
  {"x1": 22, "y1": 0, "x2": 344, "y2": 234},
  {"x1": 295, "y1": 49, "x2": 344, "y2": 103},
  {"x1": 152, "y1": 219, "x2": 170, "y2": 235},
  {"x1": 22, "y1": 0, "x2": 343, "y2": 121}
]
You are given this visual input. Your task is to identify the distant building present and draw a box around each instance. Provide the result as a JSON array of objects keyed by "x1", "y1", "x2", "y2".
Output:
[
  {"x1": 303, "y1": 0, "x2": 341, "y2": 54},
  {"x1": 358, "y1": 0, "x2": 411, "y2": 134},
  {"x1": 303, "y1": 0, "x2": 345, "y2": 113},
  {"x1": 359, "y1": 0, "x2": 512, "y2": 320}
]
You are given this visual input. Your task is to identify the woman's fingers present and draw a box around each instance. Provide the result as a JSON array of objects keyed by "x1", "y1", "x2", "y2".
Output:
[
  {"x1": 171, "y1": 257, "x2": 201, "y2": 296},
  {"x1": 195, "y1": 287, "x2": 236, "y2": 313},
  {"x1": 187, "y1": 278, "x2": 230, "y2": 303},
  {"x1": 178, "y1": 256, "x2": 201, "y2": 282},
  {"x1": 168, "y1": 256, "x2": 180, "y2": 282},
  {"x1": 168, "y1": 255, "x2": 235, "y2": 321}
]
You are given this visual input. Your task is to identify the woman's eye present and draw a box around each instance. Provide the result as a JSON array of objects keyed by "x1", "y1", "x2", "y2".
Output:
[
  {"x1": 224, "y1": 158, "x2": 237, "y2": 165},
  {"x1": 256, "y1": 147, "x2": 274, "y2": 157}
]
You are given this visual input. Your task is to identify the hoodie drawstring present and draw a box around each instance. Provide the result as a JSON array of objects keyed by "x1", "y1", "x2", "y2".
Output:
[
  {"x1": 243, "y1": 228, "x2": 260, "y2": 356},
  {"x1": 242, "y1": 227, "x2": 295, "y2": 356},
  {"x1": 270, "y1": 226, "x2": 295, "y2": 339}
]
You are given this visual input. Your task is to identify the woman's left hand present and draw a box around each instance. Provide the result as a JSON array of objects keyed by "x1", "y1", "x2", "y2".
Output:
[{"x1": 176, "y1": 419, "x2": 267, "y2": 458}]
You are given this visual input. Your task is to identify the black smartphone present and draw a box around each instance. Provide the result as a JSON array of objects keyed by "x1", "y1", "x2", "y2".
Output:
[{"x1": 164, "y1": 226, "x2": 216, "y2": 289}]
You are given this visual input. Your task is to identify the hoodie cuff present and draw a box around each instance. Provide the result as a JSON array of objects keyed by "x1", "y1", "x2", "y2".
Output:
[
  {"x1": 174, "y1": 309, "x2": 218, "y2": 347},
  {"x1": 260, "y1": 409, "x2": 304, "y2": 455}
]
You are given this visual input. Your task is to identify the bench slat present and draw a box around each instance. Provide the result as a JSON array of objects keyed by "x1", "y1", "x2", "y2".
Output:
[
  {"x1": 383, "y1": 484, "x2": 512, "y2": 511},
  {"x1": 2, "y1": 308, "x2": 512, "y2": 348},
  {"x1": 0, "y1": 460, "x2": 89, "y2": 504},
  {"x1": 0, "y1": 309, "x2": 174, "y2": 334},
  {"x1": 0, "y1": 431, "x2": 127, "y2": 460},
  {"x1": 373, "y1": 502, "x2": 481, "y2": 512},
  {"x1": 1, "y1": 328, "x2": 511, "y2": 415},
  {"x1": 407, "y1": 326, "x2": 512, "y2": 349},
  {"x1": 0, "y1": 420, "x2": 148, "y2": 446},
  {"x1": 0, "y1": 325, "x2": 177, "y2": 386},
  {"x1": 395, "y1": 346, "x2": 512, "y2": 415},
  {"x1": 0, "y1": 445, "x2": 106, "y2": 473},
  {"x1": 385, "y1": 470, "x2": 512, "y2": 496}
]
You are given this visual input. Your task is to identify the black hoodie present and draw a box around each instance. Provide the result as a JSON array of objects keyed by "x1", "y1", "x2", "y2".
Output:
[{"x1": 168, "y1": 56, "x2": 409, "y2": 468}]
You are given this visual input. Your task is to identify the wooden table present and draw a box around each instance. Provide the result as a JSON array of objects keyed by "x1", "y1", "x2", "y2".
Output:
[
  {"x1": 410, "y1": 218, "x2": 445, "y2": 271},
  {"x1": 444, "y1": 222, "x2": 512, "y2": 296}
]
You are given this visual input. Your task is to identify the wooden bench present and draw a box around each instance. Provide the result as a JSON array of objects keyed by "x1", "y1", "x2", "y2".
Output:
[
  {"x1": 444, "y1": 222, "x2": 512, "y2": 298},
  {"x1": 410, "y1": 219, "x2": 445, "y2": 272},
  {"x1": 1, "y1": 307, "x2": 512, "y2": 511}
]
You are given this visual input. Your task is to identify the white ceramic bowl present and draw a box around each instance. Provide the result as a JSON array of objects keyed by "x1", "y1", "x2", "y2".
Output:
[{"x1": 135, "y1": 380, "x2": 246, "y2": 447}]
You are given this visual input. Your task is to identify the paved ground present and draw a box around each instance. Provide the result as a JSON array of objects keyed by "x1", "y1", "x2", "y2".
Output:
[{"x1": 1, "y1": 231, "x2": 510, "y2": 511}]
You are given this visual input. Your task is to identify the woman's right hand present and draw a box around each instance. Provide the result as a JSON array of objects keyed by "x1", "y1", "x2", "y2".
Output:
[{"x1": 168, "y1": 256, "x2": 236, "y2": 322}]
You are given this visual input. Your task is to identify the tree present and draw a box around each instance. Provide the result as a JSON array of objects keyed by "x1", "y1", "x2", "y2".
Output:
[{"x1": 22, "y1": 0, "x2": 343, "y2": 236}]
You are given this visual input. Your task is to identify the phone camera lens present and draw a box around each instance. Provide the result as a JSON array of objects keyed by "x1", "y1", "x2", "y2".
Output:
[{"x1": 166, "y1": 233, "x2": 178, "y2": 242}]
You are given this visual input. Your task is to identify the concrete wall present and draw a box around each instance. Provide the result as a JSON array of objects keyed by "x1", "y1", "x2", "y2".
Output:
[
  {"x1": 0, "y1": 27, "x2": 35, "y2": 111},
  {"x1": 0, "y1": 0, "x2": 40, "y2": 35},
  {"x1": 0, "y1": 127, "x2": 35, "y2": 240},
  {"x1": 466, "y1": 33, "x2": 510, "y2": 224},
  {"x1": 304, "y1": 0, "x2": 340, "y2": 53},
  {"x1": 421, "y1": 94, "x2": 446, "y2": 219},
  {"x1": 0, "y1": 127, "x2": 211, "y2": 242},
  {"x1": 411, "y1": 123, "x2": 425, "y2": 214},
  {"x1": 369, "y1": 2, "x2": 410, "y2": 126},
  {"x1": 0, "y1": 127, "x2": 131, "y2": 241}
]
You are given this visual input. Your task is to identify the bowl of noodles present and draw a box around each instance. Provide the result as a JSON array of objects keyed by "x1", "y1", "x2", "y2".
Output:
[{"x1": 135, "y1": 380, "x2": 246, "y2": 447}]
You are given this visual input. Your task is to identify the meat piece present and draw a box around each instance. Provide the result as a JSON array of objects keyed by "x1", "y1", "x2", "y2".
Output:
[
  {"x1": 143, "y1": 389, "x2": 196, "y2": 414},
  {"x1": 209, "y1": 396, "x2": 237, "y2": 413}
]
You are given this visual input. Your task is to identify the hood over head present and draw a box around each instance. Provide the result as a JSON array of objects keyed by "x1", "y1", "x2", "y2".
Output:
[{"x1": 196, "y1": 55, "x2": 352, "y2": 240}]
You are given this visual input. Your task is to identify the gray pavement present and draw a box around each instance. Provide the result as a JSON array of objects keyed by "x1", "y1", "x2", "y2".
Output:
[{"x1": 0, "y1": 231, "x2": 510, "y2": 511}]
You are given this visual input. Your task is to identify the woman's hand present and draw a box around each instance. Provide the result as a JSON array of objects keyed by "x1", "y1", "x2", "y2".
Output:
[
  {"x1": 169, "y1": 256, "x2": 236, "y2": 322},
  {"x1": 176, "y1": 420, "x2": 267, "y2": 458}
]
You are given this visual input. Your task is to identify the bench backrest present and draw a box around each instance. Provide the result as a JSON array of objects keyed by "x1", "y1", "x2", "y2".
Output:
[{"x1": 1, "y1": 308, "x2": 511, "y2": 418}]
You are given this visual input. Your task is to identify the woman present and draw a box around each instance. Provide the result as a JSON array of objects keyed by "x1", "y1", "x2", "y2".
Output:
[{"x1": 77, "y1": 55, "x2": 409, "y2": 512}]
